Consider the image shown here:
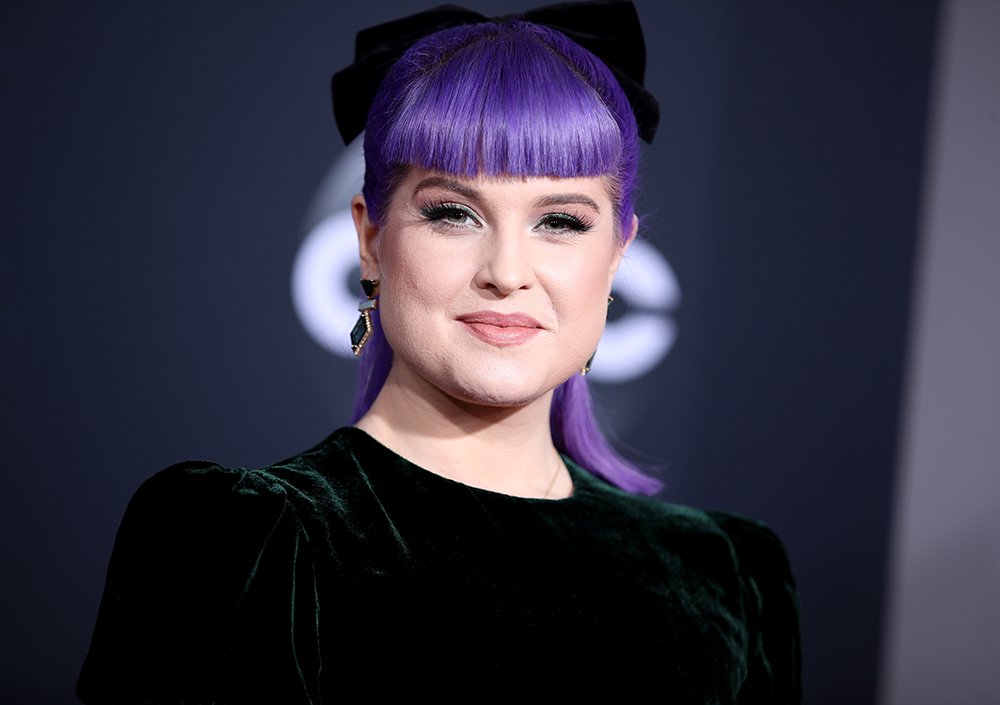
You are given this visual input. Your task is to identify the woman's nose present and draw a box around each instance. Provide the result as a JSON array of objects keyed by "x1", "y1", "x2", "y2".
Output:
[{"x1": 473, "y1": 228, "x2": 536, "y2": 295}]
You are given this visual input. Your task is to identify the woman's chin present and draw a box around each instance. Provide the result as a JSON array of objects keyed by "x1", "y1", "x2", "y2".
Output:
[{"x1": 436, "y1": 367, "x2": 574, "y2": 410}]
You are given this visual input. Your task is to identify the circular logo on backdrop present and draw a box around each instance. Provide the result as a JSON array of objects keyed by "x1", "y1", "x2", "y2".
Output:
[{"x1": 291, "y1": 141, "x2": 680, "y2": 383}]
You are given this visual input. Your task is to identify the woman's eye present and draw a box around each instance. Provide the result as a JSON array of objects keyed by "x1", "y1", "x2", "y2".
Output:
[
  {"x1": 536, "y1": 213, "x2": 593, "y2": 234},
  {"x1": 420, "y1": 203, "x2": 479, "y2": 228}
]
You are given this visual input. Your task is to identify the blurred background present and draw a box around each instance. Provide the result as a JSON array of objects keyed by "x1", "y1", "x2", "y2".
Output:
[{"x1": 2, "y1": 1, "x2": 997, "y2": 703}]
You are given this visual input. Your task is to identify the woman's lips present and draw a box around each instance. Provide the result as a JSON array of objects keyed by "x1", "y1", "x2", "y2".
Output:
[{"x1": 456, "y1": 311, "x2": 543, "y2": 347}]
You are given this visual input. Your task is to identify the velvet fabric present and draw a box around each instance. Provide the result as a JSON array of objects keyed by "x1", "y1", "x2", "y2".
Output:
[{"x1": 78, "y1": 427, "x2": 800, "y2": 703}]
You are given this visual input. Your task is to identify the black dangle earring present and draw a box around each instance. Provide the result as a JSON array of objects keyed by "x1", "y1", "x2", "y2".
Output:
[
  {"x1": 581, "y1": 295, "x2": 614, "y2": 376},
  {"x1": 350, "y1": 278, "x2": 379, "y2": 356}
]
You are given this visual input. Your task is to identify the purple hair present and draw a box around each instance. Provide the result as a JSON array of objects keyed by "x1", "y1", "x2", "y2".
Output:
[{"x1": 350, "y1": 19, "x2": 660, "y2": 495}]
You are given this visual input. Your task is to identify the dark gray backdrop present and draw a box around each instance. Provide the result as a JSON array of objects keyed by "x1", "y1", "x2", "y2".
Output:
[{"x1": 2, "y1": 1, "x2": 938, "y2": 703}]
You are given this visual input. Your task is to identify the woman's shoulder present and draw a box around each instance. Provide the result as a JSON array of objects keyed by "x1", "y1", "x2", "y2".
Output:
[
  {"x1": 703, "y1": 509, "x2": 796, "y2": 579},
  {"x1": 573, "y1": 466, "x2": 797, "y2": 593},
  {"x1": 648, "y1": 504, "x2": 800, "y2": 702},
  {"x1": 96, "y1": 428, "x2": 372, "y2": 616},
  {"x1": 77, "y1": 431, "x2": 360, "y2": 704},
  {"x1": 701, "y1": 511, "x2": 800, "y2": 703},
  {"x1": 573, "y1": 463, "x2": 788, "y2": 550},
  {"x1": 127, "y1": 427, "x2": 359, "y2": 516},
  {"x1": 639, "y1": 497, "x2": 792, "y2": 579}
]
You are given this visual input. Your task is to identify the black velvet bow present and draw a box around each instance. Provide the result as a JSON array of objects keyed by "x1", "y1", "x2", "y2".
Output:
[{"x1": 330, "y1": 0, "x2": 660, "y2": 145}]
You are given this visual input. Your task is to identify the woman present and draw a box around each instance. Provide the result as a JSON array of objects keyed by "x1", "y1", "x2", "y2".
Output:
[{"x1": 78, "y1": 2, "x2": 801, "y2": 702}]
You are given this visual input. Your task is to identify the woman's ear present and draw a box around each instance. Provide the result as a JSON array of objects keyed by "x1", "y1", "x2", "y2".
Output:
[
  {"x1": 624, "y1": 213, "x2": 639, "y2": 249},
  {"x1": 608, "y1": 214, "x2": 638, "y2": 284},
  {"x1": 351, "y1": 194, "x2": 380, "y2": 278}
]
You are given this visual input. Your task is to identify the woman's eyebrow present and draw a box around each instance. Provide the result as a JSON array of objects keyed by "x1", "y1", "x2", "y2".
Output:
[
  {"x1": 533, "y1": 193, "x2": 601, "y2": 212},
  {"x1": 412, "y1": 176, "x2": 480, "y2": 200}
]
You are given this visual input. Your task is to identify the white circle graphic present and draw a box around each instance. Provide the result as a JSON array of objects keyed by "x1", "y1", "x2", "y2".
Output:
[{"x1": 291, "y1": 209, "x2": 359, "y2": 358}]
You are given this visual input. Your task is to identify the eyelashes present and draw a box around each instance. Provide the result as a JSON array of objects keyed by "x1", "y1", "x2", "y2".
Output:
[
  {"x1": 536, "y1": 212, "x2": 595, "y2": 234},
  {"x1": 420, "y1": 202, "x2": 480, "y2": 229},
  {"x1": 418, "y1": 201, "x2": 595, "y2": 235}
]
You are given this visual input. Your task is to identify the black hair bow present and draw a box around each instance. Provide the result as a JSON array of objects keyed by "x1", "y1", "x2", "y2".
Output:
[{"x1": 331, "y1": 0, "x2": 660, "y2": 145}]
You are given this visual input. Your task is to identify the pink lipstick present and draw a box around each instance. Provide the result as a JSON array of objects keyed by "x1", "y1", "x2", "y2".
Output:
[{"x1": 456, "y1": 311, "x2": 543, "y2": 347}]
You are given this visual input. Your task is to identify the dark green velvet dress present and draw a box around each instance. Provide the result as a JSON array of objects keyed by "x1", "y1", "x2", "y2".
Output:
[{"x1": 78, "y1": 427, "x2": 800, "y2": 703}]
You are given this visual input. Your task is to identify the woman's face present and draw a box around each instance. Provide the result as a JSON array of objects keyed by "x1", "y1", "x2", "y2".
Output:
[{"x1": 353, "y1": 167, "x2": 634, "y2": 409}]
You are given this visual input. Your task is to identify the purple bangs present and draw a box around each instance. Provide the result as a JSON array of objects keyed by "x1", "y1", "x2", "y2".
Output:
[
  {"x1": 362, "y1": 21, "x2": 640, "y2": 238},
  {"x1": 352, "y1": 19, "x2": 661, "y2": 495}
]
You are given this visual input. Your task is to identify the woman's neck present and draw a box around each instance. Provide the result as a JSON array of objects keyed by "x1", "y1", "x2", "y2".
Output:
[{"x1": 353, "y1": 366, "x2": 572, "y2": 499}]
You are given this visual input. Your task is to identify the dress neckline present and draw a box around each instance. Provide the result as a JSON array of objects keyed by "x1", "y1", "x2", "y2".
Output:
[{"x1": 337, "y1": 426, "x2": 599, "y2": 505}]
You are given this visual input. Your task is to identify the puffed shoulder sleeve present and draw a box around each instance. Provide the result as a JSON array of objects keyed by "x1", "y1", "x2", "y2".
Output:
[
  {"x1": 710, "y1": 512, "x2": 802, "y2": 705},
  {"x1": 77, "y1": 461, "x2": 292, "y2": 705}
]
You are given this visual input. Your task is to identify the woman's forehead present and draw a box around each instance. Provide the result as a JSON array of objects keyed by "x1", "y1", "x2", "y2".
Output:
[{"x1": 397, "y1": 167, "x2": 613, "y2": 202}]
